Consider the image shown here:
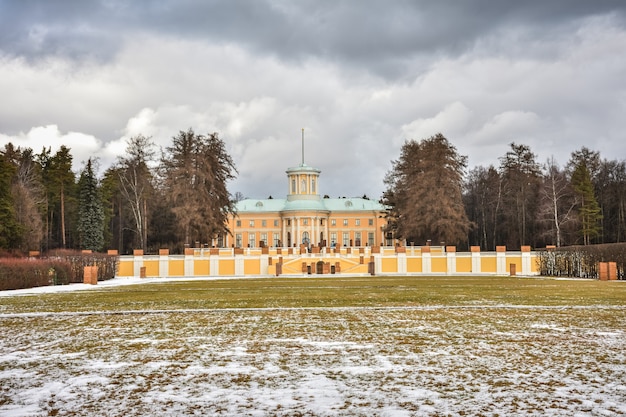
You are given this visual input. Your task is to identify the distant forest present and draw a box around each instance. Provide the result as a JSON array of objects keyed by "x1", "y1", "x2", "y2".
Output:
[{"x1": 1, "y1": 130, "x2": 623, "y2": 254}]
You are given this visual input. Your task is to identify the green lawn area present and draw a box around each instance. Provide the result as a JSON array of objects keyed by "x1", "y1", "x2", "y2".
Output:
[{"x1": 1, "y1": 275, "x2": 625, "y2": 314}]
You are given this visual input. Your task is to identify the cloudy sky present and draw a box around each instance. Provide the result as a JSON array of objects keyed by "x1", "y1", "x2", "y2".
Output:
[{"x1": 1, "y1": 1, "x2": 625, "y2": 200}]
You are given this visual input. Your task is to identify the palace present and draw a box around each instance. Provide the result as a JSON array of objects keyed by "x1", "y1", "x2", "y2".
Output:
[{"x1": 225, "y1": 137, "x2": 390, "y2": 249}]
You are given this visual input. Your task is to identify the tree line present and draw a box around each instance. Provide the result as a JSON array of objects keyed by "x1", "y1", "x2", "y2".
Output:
[
  {"x1": 384, "y1": 134, "x2": 621, "y2": 250},
  {"x1": 0, "y1": 129, "x2": 236, "y2": 254},
  {"x1": 1, "y1": 129, "x2": 623, "y2": 254}
]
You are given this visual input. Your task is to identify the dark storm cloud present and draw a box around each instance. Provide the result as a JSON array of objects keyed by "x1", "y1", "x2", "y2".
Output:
[{"x1": 2, "y1": 0, "x2": 625, "y2": 78}]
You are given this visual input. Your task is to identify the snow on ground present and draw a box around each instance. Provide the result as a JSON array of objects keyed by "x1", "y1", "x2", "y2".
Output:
[{"x1": 0, "y1": 278, "x2": 625, "y2": 416}]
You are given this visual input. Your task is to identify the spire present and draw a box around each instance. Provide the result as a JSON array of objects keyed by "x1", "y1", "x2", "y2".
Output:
[{"x1": 301, "y1": 128, "x2": 305, "y2": 165}]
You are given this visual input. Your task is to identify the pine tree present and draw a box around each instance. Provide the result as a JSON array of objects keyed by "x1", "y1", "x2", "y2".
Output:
[
  {"x1": 0, "y1": 152, "x2": 21, "y2": 249},
  {"x1": 571, "y1": 162, "x2": 602, "y2": 245},
  {"x1": 78, "y1": 158, "x2": 105, "y2": 251}
]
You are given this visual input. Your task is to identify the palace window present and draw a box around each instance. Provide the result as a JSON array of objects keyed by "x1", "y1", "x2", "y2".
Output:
[
  {"x1": 274, "y1": 220, "x2": 279, "y2": 227},
  {"x1": 342, "y1": 232, "x2": 350, "y2": 246},
  {"x1": 311, "y1": 178, "x2": 316, "y2": 193},
  {"x1": 331, "y1": 219, "x2": 336, "y2": 226},
  {"x1": 248, "y1": 232, "x2": 256, "y2": 247},
  {"x1": 260, "y1": 233, "x2": 268, "y2": 246},
  {"x1": 303, "y1": 218, "x2": 308, "y2": 226},
  {"x1": 331, "y1": 232, "x2": 337, "y2": 246},
  {"x1": 291, "y1": 178, "x2": 296, "y2": 193},
  {"x1": 236, "y1": 220, "x2": 241, "y2": 227},
  {"x1": 273, "y1": 233, "x2": 280, "y2": 246},
  {"x1": 343, "y1": 219, "x2": 349, "y2": 226},
  {"x1": 368, "y1": 232, "x2": 375, "y2": 246},
  {"x1": 262, "y1": 220, "x2": 267, "y2": 227},
  {"x1": 235, "y1": 234, "x2": 242, "y2": 248},
  {"x1": 369, "y1": 219, "x2": 374, "y2": 226},
  {"x1": 355, "y1": 219, "x2": 360, "y2": 226},
  {"x1": 249, "y1": 220, "x2": 255, "y2": 227},
  {"x1": 355, "y1": 232, "x2": 361, "y2": 246}
]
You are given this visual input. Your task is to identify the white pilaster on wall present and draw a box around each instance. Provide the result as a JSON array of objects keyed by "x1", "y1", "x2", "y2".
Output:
[
  {"x1": 134, "y1": 255, "x2": 143, "y2": 277},
  {"x1": 184, "y1": 254, "x2": 194, "y2": 277},
  {"x1": 235, "y1": 254, "x2": 244, "y2": 275},
  {"x1": 471, "y1": 250, "x2": 481, "y2": 274},
  {"x1": 496, "y1": 251, "x2": 507, "y2": 275},
  {"x1": 522, "y1": 251, "x2": 532, "y2": 275},
  {"x1": 397, "y1": 252, "x2": 407, "y2": 274},
  {"x1": 159, "y1": 255, "x2": 169, "y2": 277},
  {"x1": 422, "y1": 252, "x2": 432, "y2": 274},
  {"x1": 260, "y1": 254, "x2": 269, "y2": 275},
  {"x1": 446, "y1": 252, "x2": 456, "y2": 274},
  {"x1": 210, "y1": 256, "x2": 219, "y2": 276},
  {"x1": 374, "y1": 254, "x2": 382, "y2": 274}
]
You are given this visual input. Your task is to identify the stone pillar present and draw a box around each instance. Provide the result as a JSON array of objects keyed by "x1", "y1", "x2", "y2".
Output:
[{"x1": 159, "y1": 249, "x2": 169, "y2": 278}]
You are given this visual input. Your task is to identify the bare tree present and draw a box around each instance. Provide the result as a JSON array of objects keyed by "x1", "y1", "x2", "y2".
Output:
[
  {"x1": 117, "y1": 135, "x2": 156, "y2": 251},
  {"x1": 161, "y1": 129, "x2": 237, "y2": 247},
  {"x1": 539, "y1": 157, "x2": 577, "y2": 247}
]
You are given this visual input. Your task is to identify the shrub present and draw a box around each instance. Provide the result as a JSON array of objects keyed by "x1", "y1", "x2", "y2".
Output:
[
  {"x1": 0, "y1": 251, "x2": 118, "y2": 291},
  {"x1": 537, "y1": 243, "x2": 626, "y2": 279},
  {"x1": 0, "y1": 258, "x2": 72, "y2": 291}
]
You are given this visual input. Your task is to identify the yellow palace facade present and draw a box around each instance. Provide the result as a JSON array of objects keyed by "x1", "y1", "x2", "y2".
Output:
[{"x1": 224, "y1": 160, "x2": 390, "y2": 250}]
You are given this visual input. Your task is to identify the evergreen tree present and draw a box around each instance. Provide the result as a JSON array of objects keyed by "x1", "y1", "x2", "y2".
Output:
[
  {"x1": 0, "y1": 152, "x2": 20, "y2": 249},
  {"x1": 384, "y1": 133, "x2": 471, "y2": 246},
  {"x1": 571, "y1": 162, "x2": 602, "y2": 245},
  {"x1": 77, "y1": 158, "x2": 105, "y2": 251}
]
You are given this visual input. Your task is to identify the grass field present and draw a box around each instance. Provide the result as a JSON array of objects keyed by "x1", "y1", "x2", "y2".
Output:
[{"x1": 1, "y1": 276, "x2": 625, "y2": 416}]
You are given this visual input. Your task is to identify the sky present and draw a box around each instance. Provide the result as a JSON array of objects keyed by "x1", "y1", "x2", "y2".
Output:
[{"x1": 1, "y1": 1, "x2": 625, "y2": 200}]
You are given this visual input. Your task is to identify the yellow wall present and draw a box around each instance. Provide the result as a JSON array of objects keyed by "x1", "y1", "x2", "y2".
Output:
[
  {"x1": 244, "y1": 259, "x2": 261, "y2": 275},
  {"x1": 144, "y1": 260, "x2": 159, "y2": 277},
  {"x1": 431, "y1": 257, "x2": 447, "y2": 273},
  {"x1": 169, "y1": 260, "x2": 184, "y2": 276},
  {"x1": 481, "y1": 257, "x2": 497, "y2": 274},
  {"x1": 381, "y1": 257, "x2": 397, "y2": 273},
  {"x1": 456, "y1": 257, "x2": 472, "y2": 273},
  {"x1": 118, "y1": 260, "x2": 134, "y2": 276},
  {"x1": 194, "y1": 259, "x2": 209, "y2": 276},
  {"x1": 219, "y1": 259, "x2": 235, "y2": 275},
  {"x1": 114, "y1": 250, "x2": 539, "y2": 278},
  {"x1": 407, "y1": 257, "x2": 422, "y2": 273}
]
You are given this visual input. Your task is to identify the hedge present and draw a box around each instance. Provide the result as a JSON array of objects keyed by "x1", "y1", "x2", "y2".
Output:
[
  {"x1": 0, "y1": 251, "x2": 118, "y2": 291},
  {"x1": 537, "y1": 243, "x2": 626, "y2": 279}
]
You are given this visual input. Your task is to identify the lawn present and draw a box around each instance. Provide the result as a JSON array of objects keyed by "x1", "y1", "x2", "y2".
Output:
[{"x1": 1, "y1": 276, "x2": 625, "y2": 416}]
